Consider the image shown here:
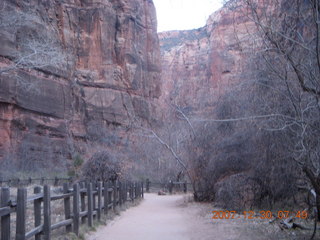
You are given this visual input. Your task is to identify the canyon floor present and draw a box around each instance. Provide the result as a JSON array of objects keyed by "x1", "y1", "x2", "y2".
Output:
[{"x1": 86, "y1": 193, "x2": 317, "y2": 240}]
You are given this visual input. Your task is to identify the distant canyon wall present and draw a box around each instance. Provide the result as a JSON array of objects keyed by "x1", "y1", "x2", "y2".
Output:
[
  {"x1": 158, "y1": 4, "x2": 254, "y2": 111},
  {"x1": 158, "y1": 2, "x2": 292, "y2": 207}
]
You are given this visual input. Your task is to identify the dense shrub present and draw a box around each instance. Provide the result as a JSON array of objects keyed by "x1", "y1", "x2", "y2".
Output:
[{"x1": 82, "y1": 151, "x2": 122, "y2": 182}]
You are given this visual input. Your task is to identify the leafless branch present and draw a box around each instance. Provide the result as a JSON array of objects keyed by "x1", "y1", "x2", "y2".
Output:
[
  {"x1": 192, "y1": 113, "x2": 296, "y2": 123},
  {"x1": 138, "y1": 127, "x2": 188, "y2": 172},
  {"x1": 0, "y1": 10, "x2": 67, "y2": 75},
  {"x1": 171, "y1": 104, "x2": 195, "y2": 136}
]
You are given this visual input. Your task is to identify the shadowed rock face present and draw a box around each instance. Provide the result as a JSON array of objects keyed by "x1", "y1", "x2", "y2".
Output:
[{"x1": 0, "y1": 0, "x2": 162, "y2": 172}]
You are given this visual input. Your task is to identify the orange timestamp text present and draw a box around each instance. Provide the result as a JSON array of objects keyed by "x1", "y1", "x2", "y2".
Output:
[{"x1": 212, "y1": 210, "x2": 308, "y2": 220}]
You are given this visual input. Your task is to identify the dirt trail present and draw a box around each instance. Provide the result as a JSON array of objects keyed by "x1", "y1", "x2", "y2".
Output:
[
  {"x1": 86, "y1": 193, "x2": 312, "y2": 240},
  {"x1": 87, "y1": 193, "x2": 192, "y2": 240}
]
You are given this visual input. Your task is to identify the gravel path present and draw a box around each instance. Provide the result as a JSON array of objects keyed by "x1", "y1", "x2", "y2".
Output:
[
  {"x1": 87, "y1": 193, "x2": 197, "y2": 240},
  {"x1": 87, "y1": 193, "x2": 320, "y2": 240}
]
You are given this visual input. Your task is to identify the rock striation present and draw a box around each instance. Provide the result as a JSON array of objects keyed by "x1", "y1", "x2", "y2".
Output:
[
  {"x1": 158, "y1": 5, "x2": 255, "y2": 113},
  {"x1": 0, "y1": 0, "x2": 161, "y2": 173}
]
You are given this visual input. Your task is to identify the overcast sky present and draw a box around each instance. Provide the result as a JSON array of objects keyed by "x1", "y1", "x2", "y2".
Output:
[{"x1": 153, "y1": 0, "x2": 223, "y2": 32}]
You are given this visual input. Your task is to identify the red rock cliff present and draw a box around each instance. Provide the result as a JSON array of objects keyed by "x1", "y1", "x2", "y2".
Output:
[
  {"x1": 0, "y1": 0, "x2": 161, "y2": 174},
  {"x1": 158, "y1": 4, "x2": 270, "y2": 205},
  {"x1": 158, "y1": 5, "x2": 255, "y2": 114}
]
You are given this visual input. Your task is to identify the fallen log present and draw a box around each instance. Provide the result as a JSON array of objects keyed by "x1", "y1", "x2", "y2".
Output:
[
  {"x1": 279, "y1": 216, "x2": 294, "y2": 229},
  {"x1": 292, "y1": 222, "x2": 311, "y2": 230}
]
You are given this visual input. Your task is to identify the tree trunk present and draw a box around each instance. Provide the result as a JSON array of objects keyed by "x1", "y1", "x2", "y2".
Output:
[{"x1": 317, "y1": 195, "x2": 320, "y2": 221}]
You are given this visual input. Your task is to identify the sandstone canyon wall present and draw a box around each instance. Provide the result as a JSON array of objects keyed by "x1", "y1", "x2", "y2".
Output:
[
  {"x1": 158, "y1": 3, "x2": 300, "y2": 207},
  {"x1": 0, "y1": 0, "x2": 162, "y2": 176},
  {"x1": 158, "y1": 5, "x2": 258, "y2": 201},
  {"x1": 0, "y1": 0, "x2": 306, "y2": 209},
  {"x1": 158, "y1": 5, "x2": 256, "y2": 115}
]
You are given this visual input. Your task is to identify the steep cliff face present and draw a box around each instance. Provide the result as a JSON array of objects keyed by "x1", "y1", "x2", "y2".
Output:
[
  {"x1": 0, "y1": 0, "x2": 304, "y2": 207},
  {"x1": 159, "y1": 29, "x2": 212, "y2": 112},
  {"x1": 158, "y1": 6, "x2": 254, "y2": 113},
  {"x1": 0, "y1": 0, "x2": 161, "y2": 174},
  {"x1": 158, "y1": 5, "x2": 278, "y2": 206}
]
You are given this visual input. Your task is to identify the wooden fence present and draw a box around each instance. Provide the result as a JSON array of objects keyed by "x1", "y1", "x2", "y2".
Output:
[
  {"x1": 145, "y1": 179, "x2": 190, "y2": 193},
  {"x1": 0, "y1": 180, "x2": 143, "y2": 240},
  {"x1": 0, "y1": 177, "x2": 72, "y2": 187}
]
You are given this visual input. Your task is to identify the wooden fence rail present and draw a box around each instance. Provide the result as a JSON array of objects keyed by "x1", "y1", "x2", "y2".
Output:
[
  {"x1": 0, "y1": 180, "x2": 143, "y2": 240},
  {"x1": 145, "y1": 179, "x2": 189, "y2": 193},
  {"x1": 0, "y1": 177, "x2": 73, "y2": 187}
]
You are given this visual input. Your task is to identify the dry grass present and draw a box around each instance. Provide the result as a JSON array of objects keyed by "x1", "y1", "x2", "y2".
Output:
[
  {"x1": 179, "y1": 195, "x2": 320, "y2": 240},
  {"x1": 2, "y1": 185, "x2": 66, "y2": 239}
]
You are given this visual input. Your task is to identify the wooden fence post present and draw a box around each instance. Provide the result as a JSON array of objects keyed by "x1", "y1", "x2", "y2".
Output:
[
  {"x1": 97, "y1": 182, "x2": 102, "y2": 221},
  {"x1": 103, "y1": 182, "x2": 109, "y2": 215},
  {"x1": 43, "y1": 185, "x2": 51, "y2": 240},
  {"x1": 108, "y1": 181, "x2": 112, "y2": 210},
  {"x1": 92, "y1": 182, "x2": 96, "y2": 221},
  {"x1": 1, "y1": 187, "x2": 10, "y2": 240},
  {"x1": 127, "y1": 182, "x2": 129, "y2": 200},
  {"x1": 138, "y1": 182, "x2": 141, "y2": 198},
  {"x1": 127, "y1": 182, "x2": 131, "y2": 201},
  {"x1": 135, "y1": 182, "x2": 138, "y2": 199},
  {"x1": 131, "y1": 182, "x2": 134, "y2": 201},
  {"x1": 133, "y1": 182, "x2": 135, "y2": 199},
  {"x1": 113, "y1": 181, "x2": 117, "y2": 210},
  {"x1": 124, "y1": 182, "x2": 127, "y2": 202},
  {"x1": 119, "y1": 181, "x2": 122, "y2": 206},
  {"x1": 34, "y1": 186, "x2": 42, "y2": 240},
  {"x1": 136, "y1": 182, "x2": 139, "y2": 199},
  {"x1": 146, "y1": 179, "x2": 150, "y2": 193},
  {"x1": 80, "y1": 182, "x2": 86, "y2": 224},
  {"x1": 121, "y1": 181, "x2": 124, "y2": 203},
  {"x1": 63, "y1": 183, "x2": 72, "y2": 233},
  {"x1": 134, "y1": 182, "x2": 137, "y2": 199},
  {"x1": 54, "y1": 177, "x2": 59, "y2": 186},
  {"x1": 16, "y1": 188, "x2": 27, "y2": 240},
  {"x1": 127, "y1": 182, "x2": 130, "y2": 201},
  {"x1": 123, "y1": 182, "x2": 126, "y2": 202},
  {"x1": 87, "y1": 183, "x2": 93, "y2": 227},
  {"x1": 139, "y1": 182, "x2": 142, "y2": 198},
  {"x1": 118, "y1": 181, "x2": 120, "y2": 205},
  {"x1": 169, "y1": 180, "x2": 173, "y2": 194},
  {"x1": 142, "y1": 182, "x2": 144, "y2": 198},
  {"x1": 73, "y1": 183, "x2": 80, "y2": 236},
  {"x1": 183, "y1": 181, "x2": 187, "y2": 193}
]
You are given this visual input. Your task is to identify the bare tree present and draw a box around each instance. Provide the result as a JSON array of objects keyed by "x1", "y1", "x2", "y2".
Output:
[
  {"x1": 82, "y1": 151, "x2": 123, "y2": 182},
  {"x1": 245, "y1": 0, "x2": 320, "y2": 219},
  {"x1": 214, "y1": 0, "x2": 320, "y2": 220},
  {"x1": 0, "y1": 9, "x2": 68, "y2": 77}
]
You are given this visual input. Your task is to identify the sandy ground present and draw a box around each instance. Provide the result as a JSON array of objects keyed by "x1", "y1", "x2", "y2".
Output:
[
  {"x1": 87, "y1": 193, "x2": 319, "y2": 240},
  {"x1": 87, "y1": 193, "x2": 192, "y2": 240}
]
